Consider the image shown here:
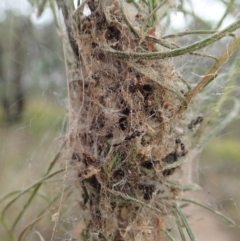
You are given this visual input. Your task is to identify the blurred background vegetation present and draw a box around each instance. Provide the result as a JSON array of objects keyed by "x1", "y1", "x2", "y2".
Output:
[
  {"x1": 0, "y1": 0, "x2": 240, "y2": 240},
  {"x1": 0, "y1": 4, "x2": 67, "y2": 240}
]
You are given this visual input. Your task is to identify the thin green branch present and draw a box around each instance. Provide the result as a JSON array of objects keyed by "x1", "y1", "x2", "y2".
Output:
[
  {"x1": 98, "y1": 19, "x2": 240, "y2": 60},
  {"x1": 120, "y1": 0, "x2": 140, "y2": 37},
  {"x1": 56, "y1": 0, "x2": 80, "y2": 60},
  {"x1": 172, "y1": 203, "x2": 197, "y2": 241},
  {"x1": 192, "y1": 58, "x2": 240, "y2": 145},
  {"x1": 190, "y1": 51, "x2": 218, "y2": 61},
  {"x1": 132, "y1": 1, "x2": 143, "y2": 12},
  {"x1": 0, "y1": 190, "x2": 49, "y2": 204},
  {"x1": 181, "y1": 198, "x2": 238, "y2": 227},
  {"x1": 1, "y1": 149, "x2": 61, "y2": 216},
  {"x1": 164, "y1": 230, "x2": 176, "y2": 241},
  {"x1": 18, "y1": 212, "x2": 50, "y2": 241},
  {"x1": 0, "y1": 191, "x2": 22, "y2": 204},
  {"x1": 72, "y1": 0, "x2": 88, "y2": 20},
  {"x1": 46, "y1": 151, "x2": 61, "y2": 174},
  {"x1": 0, "y1": 216, "x2": 14, "y2": 241},
  {"x1": 141, "y1": 0, "x2": 148, "y2": 5},
  {"x1": 10, "y1": 169, "x2": 64, "y2": 231},
  {"x1": 11, "y1": 191, "x2": 42, "y2": 231},
  {"x1": 99, "y1": 0, "x2": 113, "y2": 24},
  {"x1": 0, "y1": 169, "x2": 63, "y2": 240},
  {"x1": 1, "y1": 168, "x2": 63, "y2": 228},
  {"x1": 185, "y1": 37, "x2": 240, "y2": 105},
  {"x1": 172, "y1": 208, "x2": 187, "y2": 241},
  {"x1": 18, "y1": 186, "x2": 72, "y2": 241},
  {"x1": 163, "y1": 30, "x2": 236, "y2": 39},
  {"x1": 176, "y1": 72, "x2": 192, "y2": 91},
  {"x1": 216, "y1": 0, "x2": 235, "y2": 29},
  {"x1": 141, "y1": 0, "x2": 169, "y2": 30},
  {"x1": 148, "y1": 35, "x2": 218, "y2": 60},
  {"x1": 148, "y1": 35, "x2": 177, "y2": 49},
  {"x1": 49, "y1": 0, "x2": 60, "y2": 29}
]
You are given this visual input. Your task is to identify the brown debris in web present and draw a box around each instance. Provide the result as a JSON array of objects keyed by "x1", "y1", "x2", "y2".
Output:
[{"x1": 66, "y1": 1, "x2": 190, "y2": 240}]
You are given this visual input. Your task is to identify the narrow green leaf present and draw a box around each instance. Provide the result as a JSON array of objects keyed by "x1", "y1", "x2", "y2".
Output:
[
  {"x1": 172, "y1": 203, "x2": 197, "y2": 241},
  {"x1": 181, "y1": 198, "x2": 237, "y2": 227},
  {"x1": 172, "y1": 207, "x2": 186, "y2": 241}
]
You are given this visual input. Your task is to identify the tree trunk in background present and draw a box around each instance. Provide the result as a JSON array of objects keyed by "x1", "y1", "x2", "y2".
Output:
[{"x1": 0, "y1": 20, "x2": 25, "y2": 125}]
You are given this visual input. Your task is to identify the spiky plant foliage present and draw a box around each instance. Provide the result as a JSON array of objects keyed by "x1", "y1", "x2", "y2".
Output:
[{"x1": 47, "y1": 1, "x2": 240, "y2": 240}]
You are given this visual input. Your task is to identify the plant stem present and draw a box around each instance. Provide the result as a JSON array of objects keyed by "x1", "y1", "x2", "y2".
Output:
[
  {"x1": 181, "y1": 198, "x2": 238, "y2": 227},
  {"x1": 141, "y1": 0, "x2": 169, "y2": 30},
  {"x1": 163, "y1": 30, "x2": 235, "y2": 39},
  {"x1": 98, "y1": 19, "x2": 240, "y2": 60},
  {"x1": 120, "y1": 0, "x2": 140, "y2": 37},
  {"x1": 172, "y1": 203, "x2": 197, "y2": 241},
  {"x1": 185, "y1": 37, "x2": 240, "y2": 105}
]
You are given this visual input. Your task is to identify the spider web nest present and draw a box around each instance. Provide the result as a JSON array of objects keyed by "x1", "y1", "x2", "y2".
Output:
[{"x1": 61, "y1": 1, "x2": 199, "y2": 240}]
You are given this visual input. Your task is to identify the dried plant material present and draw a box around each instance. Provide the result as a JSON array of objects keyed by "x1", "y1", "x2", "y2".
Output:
[
  {"x1": 148, "y1": 27, "x2": 156, "y2": 52},
  {"x1": 62, "y1": 1, "x2": 190, "y2": 240}
]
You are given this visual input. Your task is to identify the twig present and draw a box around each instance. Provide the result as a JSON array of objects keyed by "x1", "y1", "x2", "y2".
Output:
[
  {"x1": 181, "y1": 198, "x2": 238, "y2": 227},
  {"x1": 176, "y1": 72, "x2": 192, "y2": 91},
  {"x1": 120, "y1": 0, "x2": 140, "y2": 37},
  {"x1": 216, "y1": 0, "x2": 235, "y2": 29},
  {"x1": 99, "y1": 0, "x2": 111, "y2": 24},
  {"x1": 49, "y1": 0, "x2": 60, "y2": 29},
  {"x1": 72, "y1": 0, "x2": 89, "y2": 19},
  {"x1": 141, "y1": 0, "x2": 169, "y2": 30},
  {"x1": 185, "y1": 37, "x2": 240, "y2": 105},
  {"x1": 132, "y1": 1, "x2": 143, "y2": 12},
  {"x1": 18, "y1": 212, "x2": 49, "y2": 241},
  {"x1": 148, "y1": 35, "x2": 218, "y2": 60},
  {"x1": 18, "y1": 186, "x2": 72, "y2": 241},
  {"x1": 98, "y1": 19, "x2": 240, "y2": 60},
  {"x1": 1, "y1": 169, "x2": 64, "y2": 228},
  {"x1": 56, "y1": 0, "x2": 80, "y2": 60},
  {"x1": 172, "y1": 207, "x2": 186, "y2": 241},
  {"x1": 172, "y1": 203, "x2": 197, "y2": 241},
  {"x1": 163, "y1": 30, "x2": 236, "y2": 39}
]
